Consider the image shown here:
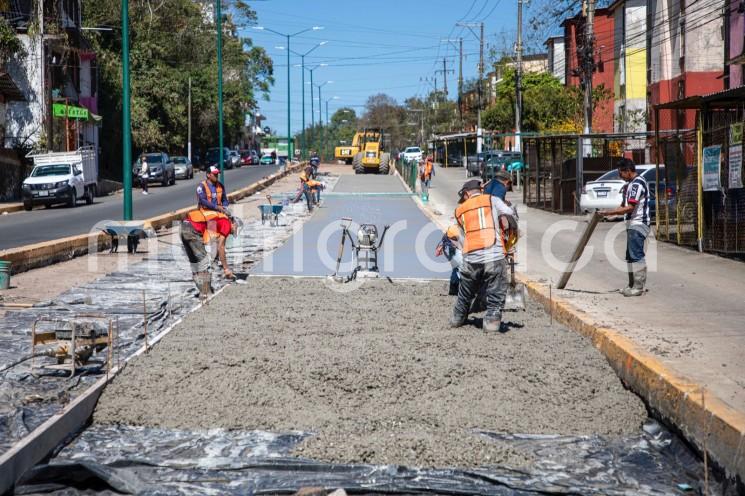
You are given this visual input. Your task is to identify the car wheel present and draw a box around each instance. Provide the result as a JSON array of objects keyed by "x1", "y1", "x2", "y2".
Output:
[
  {"x1": 23, "y1": 201, "x2": 32, "y2": 211},
  {"x1": 170, "y1": 172, "x2": 176, "y2": 185},
  {"x1": 85, "y1": 186, "x2": 94, "y2": 205},
  {"x1": 67, "y1": 189, "x2": 77, "y2": 208}
]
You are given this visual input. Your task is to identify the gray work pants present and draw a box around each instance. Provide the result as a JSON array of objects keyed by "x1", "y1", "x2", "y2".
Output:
[{"x1": 453, "y1": 258, "x2": 508, "y2": 320}]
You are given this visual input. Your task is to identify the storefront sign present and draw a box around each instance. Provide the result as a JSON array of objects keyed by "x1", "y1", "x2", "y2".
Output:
[
  {"x1": 702, "y1": 145, "x2": 721, "y2": 192},
  {"x1": 729, "y1": 144, "x2": 743, "y2": 189},
  {"x1": 52, "y1": 103, "x2": 89, "y2": 120}
]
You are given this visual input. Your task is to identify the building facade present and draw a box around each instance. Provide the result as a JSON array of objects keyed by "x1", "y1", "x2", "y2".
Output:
[
  {"x1": 563, "y1": 8, "x2": 616, "y2": 133},
  {"x1": 726, "y1": 0, "x2": 745, "y2": 88},
  {"x1": 648, "y1": 0, "x2": 725, "y2": 132},
  {"x1": 545, "y1": 36, "x2": 566, "y2": 84},
  {"x1": 3, "y1": 0, "x2": 99, "y2": 162}
]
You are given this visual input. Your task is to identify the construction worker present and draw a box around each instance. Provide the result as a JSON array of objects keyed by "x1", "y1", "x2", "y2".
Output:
[
  {"x1": 293, "y1": 166, "x2": 315, "y2": 211},
  {"x1": 420, "y1": 155, "x2": 434, "y2": 193},
  {"x1": 601, "y1": 158, "x2": 650, "y2": 296},
  {"x1": 198, "y1": 166, "x2": 229, "y2": 213},
  {"x1": 484, "y1": 170, "x2": 512, "y2": 202},
  {"x1": 450, "y1": 179, "x2": 517, "y2": 332},
  {"x1": 435, "y1": 224, "x2": 463, "y2": 295},
  {"x1": 309, "y1": 150, "x2": 321, "y2": 178},
  {"x1": 195, "y1": 166, "x2": 235, "y2": 280}
]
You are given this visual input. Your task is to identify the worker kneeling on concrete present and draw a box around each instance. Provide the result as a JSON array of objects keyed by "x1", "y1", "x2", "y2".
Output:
[
  {"x1": 194, "y1": 166, "x2": 236, "y2": 280},
  {"x1": 450, "y1": 179, "x2": 517, "y2": 332}
]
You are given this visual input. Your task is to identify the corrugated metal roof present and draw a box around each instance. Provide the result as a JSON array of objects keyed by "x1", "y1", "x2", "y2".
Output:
[{"x1": 654, "y1": 86, "x2": 745, "y2": 110}]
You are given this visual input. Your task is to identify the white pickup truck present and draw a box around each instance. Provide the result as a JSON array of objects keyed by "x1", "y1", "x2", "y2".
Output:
[{"x1": 22, "y1": 147, "x2": 98, "y2": 211}]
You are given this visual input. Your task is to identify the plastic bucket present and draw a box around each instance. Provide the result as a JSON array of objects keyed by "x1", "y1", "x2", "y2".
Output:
[{"x1": 0, "y1": 260, "x2": 11, "y2": 290}]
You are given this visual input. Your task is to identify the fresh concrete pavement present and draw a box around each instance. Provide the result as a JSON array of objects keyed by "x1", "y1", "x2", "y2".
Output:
[
  {"x1": 0, "y1": 165, "x2": 279, "y2": 251},
  {"x1": 425, "y1": 164, "x2": 745, "y2": 415}
]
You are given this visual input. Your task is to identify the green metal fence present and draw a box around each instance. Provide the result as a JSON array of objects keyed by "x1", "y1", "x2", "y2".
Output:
[{"x1": 396, "y1": 157, "x2": 418, "y2": 191}]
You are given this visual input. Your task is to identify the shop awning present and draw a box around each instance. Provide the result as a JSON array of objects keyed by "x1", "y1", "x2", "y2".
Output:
[{"x1": 0, "y1": 72, "x2": 26, "y2": 102}]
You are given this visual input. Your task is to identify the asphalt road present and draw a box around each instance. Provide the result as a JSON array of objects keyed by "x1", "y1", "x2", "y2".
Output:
[{"x1": 0, "y1": 165, "x2": 279, "y2": 251}]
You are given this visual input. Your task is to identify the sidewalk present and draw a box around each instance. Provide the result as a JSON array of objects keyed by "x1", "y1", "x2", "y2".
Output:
[{"x1": 424, "y1": 164, "x2": 745, "y2": 415}]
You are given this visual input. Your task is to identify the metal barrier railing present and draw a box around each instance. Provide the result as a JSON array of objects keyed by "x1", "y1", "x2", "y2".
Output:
[{"x1": 396, "y1": 157, "x2": 418, "y2": 192}]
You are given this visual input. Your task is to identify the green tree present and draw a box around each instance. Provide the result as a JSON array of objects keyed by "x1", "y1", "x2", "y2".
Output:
[
  {"x1": 482, "y1": 67, "x2": 610, "y2": 133},
  {"x1": 83, "y1": 0, "x2": 273, "y2": 177}
]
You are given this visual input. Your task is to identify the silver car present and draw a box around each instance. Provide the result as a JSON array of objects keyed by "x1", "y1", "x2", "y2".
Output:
[
  {"x1": 228, "y1": 150, "x2": 241, "y2": 168},
  {"x1": 172, "y1": 156, "x2": 194, "y2": 179}
]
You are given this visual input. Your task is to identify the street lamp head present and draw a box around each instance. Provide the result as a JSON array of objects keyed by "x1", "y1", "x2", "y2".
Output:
[
  {"x1": 312, "y1": 26, "x2": 324, "y2": 30},
  {"x1": 253, "y1": 26, "x2": 265, "y2": 30},
  {"x1": 319, "y1": 41, "x2": 329, "y2": 46},
  {"x1": 275, "y1": 46, "x2": 285, "y2": 50},
  {"x1": 293, "y1": 64, "x2": 302, "y2": 68},
  {"x1": 332, "y1": 96, "x2": 340, "y2": 100},
  {"x1": 320, "y1": 63, "x2": 328, "y2": 67}
]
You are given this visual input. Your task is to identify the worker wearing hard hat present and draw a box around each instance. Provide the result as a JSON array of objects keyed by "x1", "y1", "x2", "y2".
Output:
[{"x1": 450, "y1": 179, "x2": 517, "y2": 332}]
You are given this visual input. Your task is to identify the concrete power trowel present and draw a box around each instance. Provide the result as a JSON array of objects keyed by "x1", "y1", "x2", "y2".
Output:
[{"x1": 330, "y1": 217, "x2": 390, "y2": 283}]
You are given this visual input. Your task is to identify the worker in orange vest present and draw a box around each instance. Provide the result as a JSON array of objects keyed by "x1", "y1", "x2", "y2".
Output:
[
  {"x1": 450, "y1": 179, "x2": 517, "y2": 332},
  {"x1": 294, "y1": 166, "x2": 317, "y2": 211},
  {"x1": 193, "y1": 166, "x2": 235, "y2": 280}
]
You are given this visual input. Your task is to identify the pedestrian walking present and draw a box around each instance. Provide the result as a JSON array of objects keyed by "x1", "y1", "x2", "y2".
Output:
[
  {"x1": 450, "y1": 179, "x2": 517, "y2": 332},
  {"x1": 601, "y1": 158, "x2": 650, "y2": 296},
  {"x1": 139, "y1": 155, "x2": 149, "y2": 195}
]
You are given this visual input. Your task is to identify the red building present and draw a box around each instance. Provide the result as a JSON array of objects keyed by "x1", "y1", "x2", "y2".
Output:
[
  {"x1": 562, "y1": 8, "x2": 616, "y2": 133},
  {"x1": 648, "y1": 0, "x2": 724, "y2": 132}
]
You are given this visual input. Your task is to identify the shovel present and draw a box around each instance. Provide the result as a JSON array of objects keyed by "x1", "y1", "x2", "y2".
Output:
[
  {"x1": 504, "y1": 255, "x2": 527, "y2": 311},
  {"x1": 330, "y1": 217, "x2": 353, "y2": 283}
]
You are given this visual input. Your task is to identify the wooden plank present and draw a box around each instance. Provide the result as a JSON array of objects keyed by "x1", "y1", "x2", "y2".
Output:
[{"x1": 556, "y1": 211, "x2": 602, "y2": 290}]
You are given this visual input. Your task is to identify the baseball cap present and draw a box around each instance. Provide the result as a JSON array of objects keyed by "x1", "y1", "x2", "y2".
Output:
[
  {"x1": 208, "y1": 166, "x2": 220, "y2": 176},
  {"x1": 458, "y1": 179, "x2": 482, "y2": 202}
]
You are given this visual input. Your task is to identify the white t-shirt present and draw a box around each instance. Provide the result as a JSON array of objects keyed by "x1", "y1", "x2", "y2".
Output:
[{"x1": 140, "y1": 161, "x2": 149, "y2": 177}]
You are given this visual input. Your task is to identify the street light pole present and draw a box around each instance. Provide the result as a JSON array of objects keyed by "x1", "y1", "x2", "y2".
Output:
[
  {"x1": 253, "y1": 26, "x2": 324, "y2": 163},
  {"x1": 216, "y1": 0, "x2": 224, "y2": 184},
  {"x1": 122, "y1": 0, "x2": 132, "y2": 220}
]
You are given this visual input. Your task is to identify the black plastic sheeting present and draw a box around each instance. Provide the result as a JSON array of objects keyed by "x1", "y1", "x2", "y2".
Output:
[
  {"x1": 15, "y1": 420, "x2": 718, "y2": 495},
  {"x1": 0, "y1": 193, "x2": 316, "y2": 456}
]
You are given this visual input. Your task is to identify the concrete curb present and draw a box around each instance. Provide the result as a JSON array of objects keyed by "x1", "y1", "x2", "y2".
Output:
[
  {"x1": 520, "y1": 276, "x2": 745, "y2": 489},
  {"x1": 0, "y1": 203, "x2": 24, "y2": 215},
  {"x1": 410, "y1": 179, "x2": 745, "y2": 490},
  {"x1": 0, "y1": 164, "x2": 304, "y2": 276}
]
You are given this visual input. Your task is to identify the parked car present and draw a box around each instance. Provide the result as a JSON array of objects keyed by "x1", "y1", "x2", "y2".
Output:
[
  {"x1": 22, "y1": 147, "x2": 98, "y2": 210},
  {"x1": 172, "y1": 156, "x2": 193, "y2": 179},
  {"x1": 260, "y1": 154, "x2": 275, "y2": 165},
  {"x1": 133, "y1": 152, "x2": 176, "y2": 187},
  {"x1": 228, "y1": 150, "x2": 241, "y2": 168},
  {"x1": 580, "y1": 164, "x2": 665, "y2": 216},
  {"x1": 240, "y1": 149, "x2": 258, "y2": 166},
  {"x1": 477, "y1": 151, "x2": 522, "y2": 179},
  {"x1": 205, "y1": 147, "x2": 232, "y2": 170},
  {"x1": 401, "y1": 146, "x2": 423, "y2": 163}
]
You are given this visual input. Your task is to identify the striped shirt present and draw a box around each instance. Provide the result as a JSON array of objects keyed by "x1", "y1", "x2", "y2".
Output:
[{"x1": 624, "y1": 175, "x2": 650, "y2": 227}]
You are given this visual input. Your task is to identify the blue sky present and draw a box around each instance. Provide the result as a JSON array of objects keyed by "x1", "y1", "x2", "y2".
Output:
[{"x1": 243, "y1": 0, "x2": 520, "y2": 136}]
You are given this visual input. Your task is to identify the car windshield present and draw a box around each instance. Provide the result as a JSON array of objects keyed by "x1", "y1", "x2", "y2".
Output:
[
  {"x1": 405, "y1": 147, "x2": 420, "y2": 153},
  {"x1": 241, "y1": 151, "x2": 252, "y2": 157},
  {"x1": 172, "y1": 157, "x2": 187, "y2": 164},
  {"x1": 144, "y1": 154, "x2": 163, "y2": 164},
  {"x1": 596, "y1": 169, "x2": 620, "y2": 181},
  {"x1": 31, "y1": 164, "x2": 71, "y2": 177}
]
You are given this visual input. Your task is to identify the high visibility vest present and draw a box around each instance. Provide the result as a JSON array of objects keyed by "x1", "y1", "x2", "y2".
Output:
[
  {"x1": 186, "y1": 208, "x2": 230, "y2": 244},
  {"x1": 424, "y1": 160, "x2": 433, "y2": 177},
  {"x1": 455, "y1": 194, "x2": 497, "y2": 254},
  {"x1": 198, "y1": 180, "x2": 225, "y2": 210}
]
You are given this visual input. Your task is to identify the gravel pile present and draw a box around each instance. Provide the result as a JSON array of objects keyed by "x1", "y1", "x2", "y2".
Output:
[{"x1": 94, "y1": 277, "x2": 647, "y2": 468}]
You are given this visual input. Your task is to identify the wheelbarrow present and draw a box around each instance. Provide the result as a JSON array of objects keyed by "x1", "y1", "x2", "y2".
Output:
[{"x1": 258, "y1": 204, "x2": 283, "y2": 226}]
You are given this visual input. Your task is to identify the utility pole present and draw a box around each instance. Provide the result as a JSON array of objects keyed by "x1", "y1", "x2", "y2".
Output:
[
  {"x1": 435, "y1": 58, "x2": 453, "y2": 97},
  {"x1": 459, "y1": 38, "x2": 464, "y2": 127},
  {"x1": 582, "y1": 0, "x2": 596, "y2": 141},
  {"x1": 187, "y1": 76, "x2": 192, "y2": 162},
  {"x1": 515, "y1": 0, "x2": 523, "y2": 153},
  {"x1": 122, "y1": 0, "x2": 132, "y2": 220},
  {"x1": 478, "y1": 22, "x2": 484, "y2": 154},
  {"x1": 216, "y1": 0, "x2": 225, "y2": 184}
]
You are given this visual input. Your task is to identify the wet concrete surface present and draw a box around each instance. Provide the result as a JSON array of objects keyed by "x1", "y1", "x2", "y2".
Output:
[
  {"x1": 253, "y1": 175, "x2": 450, "y2": 279},
  {"x1": 94, "y1": 277, "x2": 648, "y2": 469}
]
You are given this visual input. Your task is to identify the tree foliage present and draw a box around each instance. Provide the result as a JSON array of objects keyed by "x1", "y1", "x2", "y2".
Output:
[
  {"x1": 82, "y1": 0, "x2": 273, "y2": 177},
  {"x1": 482, "y1": 66, "x2": 611, "y2": 133},
  {"x1": 0, "y1": 17, "x2": 26, "y2": 64}
]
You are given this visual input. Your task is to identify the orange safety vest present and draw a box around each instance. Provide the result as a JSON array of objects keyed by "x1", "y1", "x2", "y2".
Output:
[
  {"x1": 198, "y1": 180, "x2": 225, "y2": 210},
  {"x1": 424, "y1": 159, "x2": 433, "y2": 177},
  {"x1": 187, "y1": 209, "x2": 230, "y2": 244},
  {"x1": 454, "y1": 194, "x2": 497, "y2": 254}
]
